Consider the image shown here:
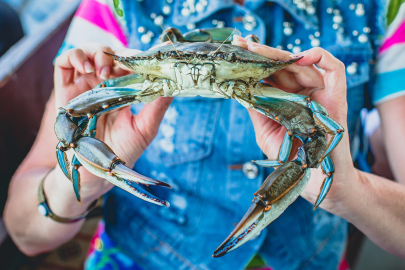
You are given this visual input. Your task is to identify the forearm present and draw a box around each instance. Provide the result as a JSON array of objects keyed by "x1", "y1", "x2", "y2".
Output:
[
  {"x1": 4, "y1": 167, "x2": 98, "y2": 256},
  {"x1": 334, "y1": 170, "x2": 405, "y2": 258}
]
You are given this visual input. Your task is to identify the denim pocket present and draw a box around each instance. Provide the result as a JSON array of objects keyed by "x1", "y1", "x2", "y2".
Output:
[{"x1": 132, "y1": 97, "x2": 221, "y2": 167}]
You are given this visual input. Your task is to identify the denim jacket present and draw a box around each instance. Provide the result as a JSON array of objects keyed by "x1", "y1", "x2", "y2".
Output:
[{"x1": 101, "y1": 0, "x2": 385, "y2": 269}]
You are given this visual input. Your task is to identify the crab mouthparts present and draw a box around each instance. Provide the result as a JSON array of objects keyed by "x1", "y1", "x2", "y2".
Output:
[{"x1": 212, "y1": 200, "x2": 265, "y2": 258}]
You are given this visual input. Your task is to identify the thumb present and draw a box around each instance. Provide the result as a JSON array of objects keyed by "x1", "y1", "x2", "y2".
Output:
[{"x1": 134, "y1": 97, "x2": 174, "y2": 144}]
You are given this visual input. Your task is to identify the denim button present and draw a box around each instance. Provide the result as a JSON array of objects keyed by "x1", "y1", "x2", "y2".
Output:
[
  {"x1": 347, "y1": 62, "x2": 358, "y2": 75},
  {"x1": 242, "y1": 162, "x2": 258, "y2": 179}
]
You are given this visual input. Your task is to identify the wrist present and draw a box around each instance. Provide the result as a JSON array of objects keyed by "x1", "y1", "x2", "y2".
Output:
[
  {"x1": 327, "y1": 168, "x2": 366, "y2": 221},
  {"x1": 44, "y1": 167, "x2": 101, "y2": 217}
]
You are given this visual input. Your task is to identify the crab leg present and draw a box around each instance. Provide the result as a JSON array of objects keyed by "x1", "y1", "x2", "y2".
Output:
[
  {"x1": 71, "y1": 155, "x2": 82, "y2": 202},
  {"x1": 213, "y1": 161, "x2": 311, "y2": 257},
  {"x1": 94, "y1": 73, "x2": 146, "y2": 89},
  {"x1": 56, "y1": 141, "x2": 71, "y2": 180},
  {"x1": 313, "y1": 112, "x2": 344, "y2": 159},
  {"x1": 253, "y1": 131, "x2": 293, "y2": 167},
  {"x1": 314, "y1": 155, "x2": 335, "y2": 209}
]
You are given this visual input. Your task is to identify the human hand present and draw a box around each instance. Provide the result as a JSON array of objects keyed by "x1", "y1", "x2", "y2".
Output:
[
  {"x1": 53, "y1": 43, "x2": 173, "y2": 201},
  {"x1": 232, "y1": 37, "x2": 357, "y2": 213}
]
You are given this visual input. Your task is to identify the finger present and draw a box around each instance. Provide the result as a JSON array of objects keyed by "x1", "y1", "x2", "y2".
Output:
[
  {"x1": 245, "y1": 42, "x2": 310, "y2": 76},
  {"x1": 134, "y1": 97, "x2": 174, "y2": 144},
  {"x1": 291, "y1": 48, "x2": 346, "y2": 94},
  {"x1": 110, "y1": 48, "x2": 142, "y2": 74},
  {"x1": 244, "y1": 43, "x2": 324, "y2": 91},
  {"x1": 81, "y1": 45, "x2": 115, "y2": 81},
  {"x1": 111, "y1": 66, "x2": 132, "y2": 78},
  {"x1": 291, "y1": 48, "x2": 345, "y2": 73},
  {"x1": 247, "y1": 42, "x2": 292, "y2": 61},
  {"x1": 232, "y1": 35, "x2": 248, "y2": 49},
  {"x1": 247, "y1": 108, "x2": 285, "y2": 160},
  {"x1": 54, "y1": 49, "x2": 94, "y2": 87}
]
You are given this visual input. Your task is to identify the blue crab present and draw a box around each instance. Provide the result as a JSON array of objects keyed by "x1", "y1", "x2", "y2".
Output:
[{"x1": 54, "y1": 28, "x2": 344, "y2": 257}]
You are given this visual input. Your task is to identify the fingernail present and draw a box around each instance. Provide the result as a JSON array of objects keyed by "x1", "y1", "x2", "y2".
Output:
[
  {"x1": 289, "y1": 51, "x2": 305, "y2": 58},
  {"x1": 100, "y1": 66, "x2": 110, "y2": 80},
  {"x1": 233, "y1": 35, "x2": 247, "y2": 42},
  {"x1": 84, "y1": 61, "x2": 94, "y2": 73},
  {"x1": 248, "y1": 41, "x2": 261, "y2": 47}
]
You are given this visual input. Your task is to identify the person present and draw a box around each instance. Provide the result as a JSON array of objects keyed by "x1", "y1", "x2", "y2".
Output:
[
  {"x1": 4, "y1": 0, "x2": 404, "y2": 269},
  {"x1": 0, "y1": 1, "x2": 24, "y2": 57}
]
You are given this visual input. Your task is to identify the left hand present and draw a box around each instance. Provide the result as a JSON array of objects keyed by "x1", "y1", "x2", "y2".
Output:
[{"x1": 232, "y1": 37, "x2": 358, "y2": 213}]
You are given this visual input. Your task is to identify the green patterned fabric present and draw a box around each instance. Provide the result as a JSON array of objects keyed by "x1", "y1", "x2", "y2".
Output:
[{"x1": 387, "y1": 0, "x2": 405, "y2": 26}]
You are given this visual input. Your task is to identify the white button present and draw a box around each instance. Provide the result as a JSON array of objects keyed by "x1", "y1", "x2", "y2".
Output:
[
  {"x1": 244, "y1": 24, "x2": 253, "y2": 31},
  {"x1": 297, "y1": 2, "x2": 306, "y2": 10},
  {"x1": 162, "y1": 5, "x2": 172, "y2": 15},
  {"x1": 292, "y1": 46, "x2": 302, "y2": 53},
  {"x1": 141, "y1": 34, "x2": 151, "y2": 44},
  {"x1": 154, "y1": 15, "x2": 164, "y2": 26},
  {"x1": 311, "y1": 38, "x2": 320, "y2": 47},
  {"x1": 284, "y1": 27, "x2": 293, "y2": 36},
  {"x1": 242, "y1": 162, "x2": 259, "y2": 179},
  {"x1": 306, "y1": 6, "x2": 316, "y2": 15},
  {"x1": 138, "y1": 26, "x2": 146, "y2": 33},
  {"x1": 347, "y1": 63, "x2": 358, "y2": 75},
  {"x1": 217, "y1": 21, "x2": 225, "y2": 28},
  {"x1": 358, "y1": 34, "x2": 368, "y2": 43},
  {"x1": 333, "y1": 15, "x2": 343, "y2": 24},
  {"x1": 187, "y1": 23, "x2": 196, "y2": 30},
  {"x1": 356, "y1": 4, "x2": 365, "y2": 17},
  {"x1": 181, "y1": 8, "x2": 191, "y2": 17},
  {"x1": 196, "y1": 2, "x2": 205, "y2": 13},
  {"x1": 356, "y1": 8, "x2": 365, "y2": 16}
]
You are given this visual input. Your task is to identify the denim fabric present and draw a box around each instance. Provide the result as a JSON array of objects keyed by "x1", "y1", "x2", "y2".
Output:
[{"x1": 103, "y1": 1, "x2": 385, "y2": 269}]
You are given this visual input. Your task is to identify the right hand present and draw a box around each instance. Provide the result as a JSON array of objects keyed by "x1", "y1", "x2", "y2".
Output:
[{"x1": 53, "y1": 43, "x2": 173, "y2": 200}]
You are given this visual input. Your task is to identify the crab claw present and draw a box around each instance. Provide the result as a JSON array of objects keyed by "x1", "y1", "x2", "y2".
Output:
[
  {"x1": 72, "y1": 137, "x2": 170, "y2": 188},
  {"x1": 70, "y1": 137, "x2": 170, "y2": 205},
  {"x1": 213, "y1": 161, "x2": 311, "y2": 257}
]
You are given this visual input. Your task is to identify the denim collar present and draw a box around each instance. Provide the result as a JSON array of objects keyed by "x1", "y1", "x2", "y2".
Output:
[
  {"x1": 173, "y1": 0, "x2": 318, "y2": 30},
  {"x1": 172, "y1": 0, "x2": 235, "y2": 25},
  {"x1": 266, "y1": 0, "x2": 319, "y2": 30}
]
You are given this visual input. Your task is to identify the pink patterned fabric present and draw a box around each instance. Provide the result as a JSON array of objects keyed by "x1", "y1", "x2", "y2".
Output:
[
  {"x1": 75, "y1": 0, "x2": 127, "y2": 46},
  {"x1": 379, "y1": 19, "x2": 405, "y2": 53}
]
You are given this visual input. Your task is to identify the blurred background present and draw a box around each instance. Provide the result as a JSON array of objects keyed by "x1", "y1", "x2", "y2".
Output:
[{"x1": 0, "y1": 0, "x2": 405, "y2": 269}]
